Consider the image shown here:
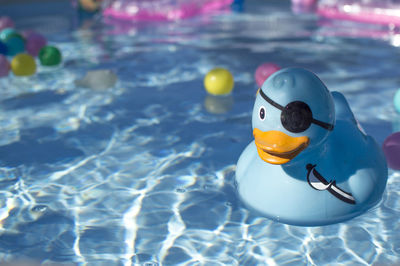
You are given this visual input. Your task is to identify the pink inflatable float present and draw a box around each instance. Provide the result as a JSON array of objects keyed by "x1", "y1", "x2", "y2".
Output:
[
  {"x1": 102, "y1": 0, "x2": 234, "y2": 21},
  {"x1": 292, "y1": 0, "x2": 400, "y2": 26}
]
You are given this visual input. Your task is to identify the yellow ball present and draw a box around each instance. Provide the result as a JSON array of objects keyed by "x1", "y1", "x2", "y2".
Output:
[
  {"x1": 204, "y1": 68, "x2": 234, "y2": 95},
  {"x1": 11, "y1": 53, "x2": 37, "y2": 76}
]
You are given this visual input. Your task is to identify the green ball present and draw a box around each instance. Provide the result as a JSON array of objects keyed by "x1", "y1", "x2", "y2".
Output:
[{"x1": 39, "y1": 45, "x2": 62, "y2": 66}]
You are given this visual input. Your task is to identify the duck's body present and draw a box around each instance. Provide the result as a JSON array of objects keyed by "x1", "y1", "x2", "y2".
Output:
[{"x1": 236, "y1": 68, "x2": 387, "y2": 226}]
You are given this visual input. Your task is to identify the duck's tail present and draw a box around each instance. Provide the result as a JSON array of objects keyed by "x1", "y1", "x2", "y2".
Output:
[{"x1": 331, "y1": 91, "x2": 356, "y2": 123}]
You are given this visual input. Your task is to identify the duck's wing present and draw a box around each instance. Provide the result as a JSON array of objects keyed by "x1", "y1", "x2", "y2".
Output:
[
  {"x1": 306, "y1": 164, "x2": 356, "y2": 205},
  {"x1": 331, "y1": 91, "x2": 356, "y2": 123}
]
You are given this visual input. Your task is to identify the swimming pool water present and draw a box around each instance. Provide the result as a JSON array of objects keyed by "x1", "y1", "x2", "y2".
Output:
[{"x1": 1, "y1": 0, "x2": 400, "y2": 265}]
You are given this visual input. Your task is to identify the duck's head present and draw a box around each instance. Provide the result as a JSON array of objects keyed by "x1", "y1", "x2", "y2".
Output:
[{"x1": 252, "y1": 68, "x2": 335, "y2": 165}]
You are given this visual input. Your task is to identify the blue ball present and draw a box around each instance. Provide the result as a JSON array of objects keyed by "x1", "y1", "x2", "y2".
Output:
[
  {"x1": 0, "y1": 28, "x2": 17, "y2": 41},
  {"x1": 4, "y1": 36, "x2": 25, "y2": 56},
  {"x1": 0, "y1": 41, "x2": 7, "y2": 55},
  {"x1": 394, "y1": 88, "x2": 400, "y2": 113},
  {"x1": 0, "y1": 28, "x2": 25, "y2": 56},
  {"x1": 231, "y1": 0, "x2": 244, "y2": 12}
]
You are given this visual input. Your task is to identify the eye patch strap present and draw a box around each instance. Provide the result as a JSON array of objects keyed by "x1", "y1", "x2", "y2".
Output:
[
  {"x1": 259, "y1": 88, "x2": 284, "y2": 111},
  {"x1": 258, "y1": 88, "x2": 334, "y2": 131},
  {"x1": 312, "y1": 118, "x2": 334, "y2": 131}
]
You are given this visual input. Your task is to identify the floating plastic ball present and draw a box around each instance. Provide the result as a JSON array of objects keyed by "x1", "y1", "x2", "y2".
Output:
[
  {"x1": 255, "y1": 63, "x2": 280, "y2": 87},
  {"x1": 231, "y1": 0, "x2": 245, "y2": 12},
  {"x1": 0, "y1": 29, "x2": 25, "y2": 56},
  {"x1": 0, "y1": 54, "x2": 10, "y2": 77},
  {"x1": 204, "y1": 68, "x2": 234, "y2": 96},
  {"x1": 24, "y1": 31, "x2": 47, "y2": 56},
  {"x1": 0, "y1": 17, "x2": 14, "y2": 31},
  {"x1": 0, "y1": 41, "x2": 7, "y2": 55},
  {"x1": 393, "y1": 88, "x2": 400, "y2": 113},
  {"x1": 383, "y1": 132, "x2": 400, "y2": 170},
  {"x1": 39, "y1": 45, "x2": 62, "y2": 66},
  {"x1": 11, "y1": 53, "x2": 36, "y2": 76},
  {"x1": 79, "y1": 0, "x2": 103, "y2": 12},
  {"x1": 4, "y1": 35, "x2": 25, "y2": 56},
  {"x1": 0, "y1": 28, "x2": 18, "y2": 41}
]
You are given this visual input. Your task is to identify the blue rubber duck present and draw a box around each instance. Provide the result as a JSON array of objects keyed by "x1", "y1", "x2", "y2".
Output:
[{"x1": 236, "y1": 68, "x2": 388, "y2": 226}]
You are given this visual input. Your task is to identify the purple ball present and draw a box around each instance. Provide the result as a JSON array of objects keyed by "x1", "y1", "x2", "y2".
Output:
[
  {"x1": 382, "y1": 132, "x2": 400, "y2": 170},
  {"x1": 24, "y1": 31, "x2": 47, "y2": 56},
  {"x1": 0, "y1": 17, "x2": 14, "y2": 32},
  {"x1": 0, "y1": 54, "x2": 10, "y2": 77}
]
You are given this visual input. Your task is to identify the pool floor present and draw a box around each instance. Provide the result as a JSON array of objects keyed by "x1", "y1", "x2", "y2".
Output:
[{"x1": 0, "y1": 0, "x2": 400, "y2": 265}]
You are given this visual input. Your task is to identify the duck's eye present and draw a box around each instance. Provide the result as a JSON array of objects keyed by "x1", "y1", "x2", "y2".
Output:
[{"x1": 259, "y1": 106, "x2": 266, "y2": 121}]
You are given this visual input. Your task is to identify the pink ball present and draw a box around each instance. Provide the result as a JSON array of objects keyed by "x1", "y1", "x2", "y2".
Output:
[
  {"x1": 24, "y1": 31, "x2": 47, "y2": 56},
  {"x1": 21, "y1": 30, "x2": 34, "y2": 39},
  {"x1": 255, "y1": 63, "x2": 280, "y2": 87},
  {"x1": 0, "y1": 17, "x2": 15, "y2": 32},
  {"x1": 0, "y1": 54, "x2": 10, "y2": 77},
  {"x1": 382, "y1": 132, "x2": 400, "y2": 170}
]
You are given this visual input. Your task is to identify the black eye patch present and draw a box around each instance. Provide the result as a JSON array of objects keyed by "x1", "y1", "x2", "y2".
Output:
[{"x1": 258, "y1": 88, "x2": 334, "y2": 133}]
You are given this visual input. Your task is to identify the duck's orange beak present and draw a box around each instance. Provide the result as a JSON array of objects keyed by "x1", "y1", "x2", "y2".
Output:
[{"x1": 253, "y1": 128, "x2": 310, "y2": 165}]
